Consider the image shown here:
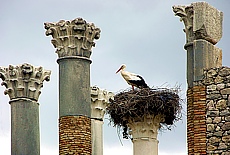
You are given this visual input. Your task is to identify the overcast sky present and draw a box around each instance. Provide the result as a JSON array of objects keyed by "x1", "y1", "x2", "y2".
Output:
[{"x1": 0, "y1": 0, "x2": 230, "y2": 155}]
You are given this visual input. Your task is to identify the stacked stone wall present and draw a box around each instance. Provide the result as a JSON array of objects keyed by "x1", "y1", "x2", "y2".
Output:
[
  {"x1": 59, "y1": 116, "x2": 91, "y2": 155},
  {"x1": 203, "y1": 67, "x2": 230, "y2": 155}
]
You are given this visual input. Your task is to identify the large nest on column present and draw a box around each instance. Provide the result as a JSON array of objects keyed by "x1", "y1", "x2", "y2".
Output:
[{"x1": 107, "y1": 87, "x2": 182, "y2": 138}]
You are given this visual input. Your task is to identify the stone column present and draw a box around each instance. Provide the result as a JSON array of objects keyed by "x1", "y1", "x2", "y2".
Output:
[
  {"x1": 44, "y1": 18, "x2": 101, "y2": 155},
  {"x1": 128, "y1": 115, "x2": 163, "y2": 155},
  {"x1": 173, "y1": 2, "x2": 223, "y2": 88},
  {"x1": 91, "y1": 86, "x2": 114, "y2": 155},
  {"x1": 0, "y1": 63, "x2": 51, "y2": 155},
  {"x1": 173, "y1": 2, "x2": 223, "y2": 155}
]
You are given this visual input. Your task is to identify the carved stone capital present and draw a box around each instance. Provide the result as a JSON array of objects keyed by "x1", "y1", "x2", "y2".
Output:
[
  {"x1": 128, "y1": 115, "x2": 164, "y2": 141},
  {"x1": 91, "y1": 86, "x2": 114, "y2": 120},
  {"x1": 44, "y1": 18, "x2": 101, "y2": 59},
  {"x1": 173, "y1": 5, "x2": 194, "y2": 44},
  {"x1": 173, "y1": 2, "x2": 223, "y2": 45},
  {"x1": 0, "y1": 63, "x2": 51, "y2": 101}
]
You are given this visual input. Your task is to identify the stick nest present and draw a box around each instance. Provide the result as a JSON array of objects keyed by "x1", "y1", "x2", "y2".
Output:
[{"x1": 107, "y1": 87, "x2": 182, "y2": 136}]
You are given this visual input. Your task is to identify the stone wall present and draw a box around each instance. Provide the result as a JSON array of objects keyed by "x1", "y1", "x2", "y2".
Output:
[
  {"x1": 59, "y1": 116, "x2": 91, "y2": 155},
  {"x1": 186, "y1": 66, "x2": 230, "y2": 155},
  {"x1": 203, "y1": 67, "x2": 230, "y2": 155}
]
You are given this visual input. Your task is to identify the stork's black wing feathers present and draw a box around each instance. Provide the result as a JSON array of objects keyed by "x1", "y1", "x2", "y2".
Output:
[{"x1": 128, "y1": 75, "x2": 149, "y2": 89}]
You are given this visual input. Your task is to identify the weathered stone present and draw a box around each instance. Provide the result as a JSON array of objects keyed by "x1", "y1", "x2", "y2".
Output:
[
  {"x1": 227, "y1": 130, "x2": 230, "y2": 135},
  {"x1": 207, "y1": 85, "x2": 217, "y2": 92},
  {"x1": 217, "y1": 83, "x2": 225, "y2": 90},
  {"x1": 91, "y1": 86, "x2": 114, "y2": 119},
  {"x1": 209, "y1": 137, "x2": 221, "y2": 144},
  {"x1": 173, "y1": 2, "x2": 223, "y2": 44},
  {"x1": 44, "y1": 18, "x2": 101, "y2": 58},
  {"x1": 215, "y1": 126, "x2": 220, "y2": 131},
  {"x1": 193, "y1": 2, "x2": 223, "y2": 44},
  {"x1": 207, "y1": 117, "x2": 213, "y2": 123},
  {"x1": 207, "y1": 100, "x2": 216, "y2": 110},
  {"x1": 223, "y1": 131, "x2": 229, "y2": 136},
  {"x1": 207, "y1": 93, "x2": 222, "y2": 100},
  {"x1": 90, "y1": 86, "x2": 114, "y2": 155},
  {"x1": 0, "y1": 64, "x2": 51, "y2": 155},
  {"x1": 0, "y1": 63, "x2": 51, "y2": 101},
  {"x1": 225, "y1": 116, "x2": 230, "y2": 122},
  {"x1": 128, "y1": 115, "x2": 163, "y2": 155},
  {"x1": 216, "y1": 99, "x2": 227, "y2": 110},
  {"x1": 221, "y1": 152, "x2": 230, "y2": 155},
  {"x1": 222, "y1": 135, "x2": 230, "y2": 143},
  {"x1": 194, "y1": 40, "x2": 222, "y2": 82},
  {"x1": 222, "y1": 122, "x2": 230, "y2": 131},
  {"x1": 218, "y1": 143, "x2": 227, "y2": 150},
  {"x1": 207, "y1": 124, "x2": 215, "y2": 132},
  {"x1": 207, "y1": 133, "x2": 213, "y2": 138},
  {"x1": 220, "y1": 110, "x2": 230, "y2": 116},
  {"x1": 222, "y1": 95, "x2": 228, "y2": 99},
  {"x1": 207, "y1": 144, "x2": 217, "y2": 151},
  {"x1": 213, "y1": 131, "x2": 222, "y2": 137},
  {"x1": 213, "y1": 117, "x2": 221, "y2": 124},
  {"x1": 219, "y1": 67, "x2": 230, "y2": 77},
  {"x1": 207, "y1": 69, "x2": 218, "y2": 77},
  {"x1": 218, "y1": 122, "x2": 224, "y2": 127},
  {"x1": 207, "y1": 110, "x2": 219, "y2": 117},
  {"x1": 215, "y1": 75, "x2": 224, "y2": 84},
  {"x1": 220, "y1": 88, "x2": 230, "y2": 95}
]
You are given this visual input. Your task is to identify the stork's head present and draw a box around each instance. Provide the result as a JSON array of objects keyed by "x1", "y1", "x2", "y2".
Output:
[{"x1": 116, "y1": 64, "x2": 126, "y2": 73}]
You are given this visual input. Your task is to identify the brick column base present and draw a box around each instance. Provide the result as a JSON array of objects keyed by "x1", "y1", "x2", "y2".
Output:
[
  {"x1": 187, "y1": 86, "x2": 206, "y2": 155},
  {"x1": 59, "y1": 116, "x2": 91, "y2": 155}
]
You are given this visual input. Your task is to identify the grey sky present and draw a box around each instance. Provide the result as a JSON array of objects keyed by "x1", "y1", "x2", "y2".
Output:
[{"x1": 0, "y1": 0, "x2": 230, "y2": 154}]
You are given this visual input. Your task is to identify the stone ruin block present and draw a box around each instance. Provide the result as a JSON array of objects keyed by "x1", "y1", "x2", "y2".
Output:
[{"x1": 193, "y1": 2, "x2": 223, "y2": 44}]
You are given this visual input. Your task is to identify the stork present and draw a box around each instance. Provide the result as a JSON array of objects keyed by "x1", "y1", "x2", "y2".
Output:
[{"x1": 116, "y1": 64, "x2": 149, "y2": 91}]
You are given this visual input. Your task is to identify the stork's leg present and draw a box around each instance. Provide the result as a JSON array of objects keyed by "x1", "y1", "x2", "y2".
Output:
[{"x1": 132, "y1": 85, "x2": 134, "y2": 91}]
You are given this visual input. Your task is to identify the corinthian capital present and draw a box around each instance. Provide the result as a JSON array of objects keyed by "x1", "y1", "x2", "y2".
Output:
[
  {"x1": 44, "y1": 18, "x2": 101, "y2": 59},
  {"x1": 173, "y1": 2, "x2": 223, "y2": 45},
  {"x1": 128, "y1": 115, "x2": 164, "y2": 141},
  {"x1": 172, "y1": 5, "x2": 194, "y2": 44},
  {"x1": 0, "y1": 63, "x2": 51, "y2": 101},
  {"x1": 91, "y1": 86, "x2": 114, "y2": 120}
]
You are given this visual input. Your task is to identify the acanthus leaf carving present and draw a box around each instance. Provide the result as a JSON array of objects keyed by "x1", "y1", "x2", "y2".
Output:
[
  {"x1": 0, "y1": 63, "x2": 51, "y2": 101},
  {"x1": 128, "y1": 115, "x2": 164, "y2": 141},
  {"x1": 44, "y1": 18, "x2": 101, "y2": 59},
  {"x1": 173, "y1": 2, "x2": 223, "y2": 45},
  {"x1": 91, "y1": 86, "x2": 114, "y2": 119},
  {"x1": 173, "y1": 5, "x2": 194, "y2": 44}
]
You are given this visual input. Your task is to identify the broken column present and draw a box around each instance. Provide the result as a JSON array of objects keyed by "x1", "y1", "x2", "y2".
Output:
[
  {"x1": 0, "y1": 63, "x2": 51, "y2": 155},
  {"x1": 173, "y1": 2, "x2": 223, "y2": 154},
  {"x1": 173, "y1": 2, "x2": 223, "y2": 87},
  {"x1": 91, "y1": 86, "x2": 114, "y2": 155},
  {"x1": 107, "y1": 89, "x2": 181, "y2": 155},
  {"x1": 44, "y1": 18, "x2": 100, "y2": 155}
]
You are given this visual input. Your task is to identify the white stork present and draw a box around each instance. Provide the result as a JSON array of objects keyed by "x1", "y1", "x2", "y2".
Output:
[{"x1": 116, "y1": 64, "x2": 149, "y2": 90}]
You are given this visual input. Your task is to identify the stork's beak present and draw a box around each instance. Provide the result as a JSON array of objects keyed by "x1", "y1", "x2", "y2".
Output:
[{"x1": 116, "y1": 67, "x2": 122, "y2": 74}]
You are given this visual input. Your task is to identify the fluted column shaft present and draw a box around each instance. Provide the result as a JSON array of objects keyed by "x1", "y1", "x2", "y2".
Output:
[{"x1": 0, "y1": 63, "x2": 51, "y2": 155}]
